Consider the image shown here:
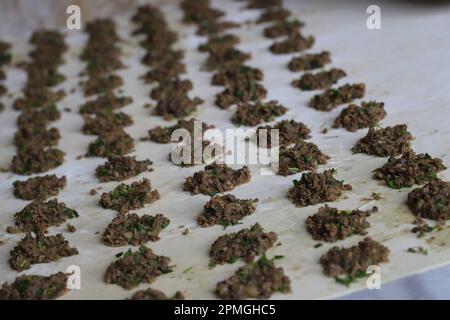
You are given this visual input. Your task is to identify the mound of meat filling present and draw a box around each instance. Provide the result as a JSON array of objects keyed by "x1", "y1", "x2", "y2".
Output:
[
  {"x1": 99, "y1": 178, "x2": 160, "y2": 214},
  {"x1": 184, "y1": 163, "x2": 251, "y2": 195},
  {"x1": 407, "y1": 179, "x2": 450, "y2": 221},
  {"x1": 373, "y1": 151, "x2": 445, "y2": 189},
  {"x1": 306, "y1": 205, "x2": 378, "y2": 242},
  {"x1": 215, "y1": 255, "x2": 291, "y2": 300},
  {"x1": 352, "y1": 124, "x2": 413, "y2": 157},
  {"x1": 209, "y1": 223, "x2": 277, "y2": 265},
  {"x1": 288, "y1": 169, "x2": 352, "y2": 207},
  {"x1": 320, "y1": 237, "x2": 390, "y2": 278}
]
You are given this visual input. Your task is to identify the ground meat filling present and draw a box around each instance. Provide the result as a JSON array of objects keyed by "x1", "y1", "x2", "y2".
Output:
[
  {"x1": 148, "y1": 118, "x2": 214, "y2": 144},
  {"x1": 11, "y1": 146, "x2": 65, "y2": 175},
  {"x1": 9, "y1": 233, "x2": 78, "y2": 271},
  {"x1": 211, "y1": 65, "x2": 263, "y2": 87},
  {"x1": 306, "y1": 205, "x2": 378, "y2": 242},
  {"x1": 86, "y1": 129, "x2": 134, "y2": 158},
  {"x1": 96, "y1": 156, "x2": 153, "y2": 182},
  {"x1": 104, "y1": 246, "x2": 172, "y2": 290},
  {"x1": 0, "y1": 272, "x2": 69, "y2": 300},
  {"x1": 198, "y1": 195, "x2": 258, "y2": 228},
  {"x1": 277, "y1": 141, "x2": 329, "y2": 176},
  {"x1": 150, "y1": 78, "x2": 192, "y2": 101},
  {"x1": 292, "y1": 68, "x2": 346, "y2": 91},
  {"x1": 102, "y1": 213, "x2": 170, "y2": 246},
  {"x1": 13, "y1": 88, "x2": 66, "y2": 111},
  {"x1": 256, "y1": 119, "x2": 311, "y2": 148},
  {"x1": 332, "y1": 101, "x2": 386, "y2": 132},
  {"x1": 196, "y1": 20, "x2": 238, "y2": 37},
  {"x1": 0, "y1": 41, "x2": 12, "y2": 66},
  {"x1": 131, "y1": 288, "x2": 185, "y2": 300},
  {"x1": 288, "y1": 169, "x2": 352, "y2": 207},
  {"x1": 11, "y1": 199, "x2": 79, "y2": 233},
  {"x1": 198, "y1": 34, "x2": 240, "y2": 53},
  {"x1": 14, "y1": 126, "x2": 61, "y2": 152},
  {"x1": 320, "y1": 237, "x2": 390, "y2": 278},
  {"x1": 407, "y1": 179, "x2": 450, "y2": 221},
  {"x1": 169, "y1": 139, "x2": 222, "y2": 167},
  {"x1": 269, "y1": 33, "x2": 315, "y2": 54},
  {"x1": 287, "y1": 51, "x2": 331, "y2": 72},
  {"x1": 232, "y1": 100, "x2": 287, "y2": 126},
  {"x1": 309, "y1": 83, "x2": 366, "y2": 111},
  {"x1": 181, "y1": 0, "x2": 224, "y2": 24},
  {"x1": 215, "y1": 255, "x2": 291, "y2": 300},
  {"x1": 263, "y1": 19, "x2": 304, "y2": 38},
  {"x1": 82, "y1": 111, "x2": 133, "y2": 135},
  {"x1": 247, "y1": 0, "x2": 283, "y2": 9},
  {"x1": 17, "y1": 105, "x2": 60, "y2": 127},
  {"x1": 83, "y1": 74, "x2": 124, "y2": 97},
  {"x1": 374, "y1": 151, "x2": 446, "y2": 189},
  {"x1": 257, "y1": 7, "x2": 292, "y2": 23},
  {"x1": 79, "y1": 93, "x2": 133, "y2": 114},
  {"x1": 142, "y1": 61, "x2": 186, "y2": 84},
  {"x1": 204, "y1": 48, "x2": 251, "y2": 71},
  {"x1": 152, "y1": 95, "x2": 204, "y2": 120},
  {"x1": 352, "y1": 124, "x2": 413, "y2": 157},
  {"x1": 215, "y1": 81, "x2": 267, "y2": 109},
  {"x1": 99, "y1": 178, "x2": 160, "y2": 214},
  {"x1": 13, "y1": 175, "x2": 67, "y2": 200},
  {"x1": 184, "y1": 163, "x2": 251, "y2": 195},
  {"x1": 209, "y1": 223, "x2": 277, "y2": 265}
]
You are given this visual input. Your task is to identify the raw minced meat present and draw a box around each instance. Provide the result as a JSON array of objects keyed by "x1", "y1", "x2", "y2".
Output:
[
  {"x1": 99, "y1": 178, "x2": 160, "y2": 214},
  {"x1": 148, "y1": 118, "x2": 214, "y2": 144},
  {"x1": 13, "y1": 175, "x2": 66, "y2": 200},
  {"x1": 257, "y1": 7, "x2": 291, "y2": 23},
  {"x1": 407, "y1": 179, "x2": 450, "y2": 221},
  {"x1": 79, "y1": 93, "x2": 133, "y2": 114},
  {"x1": 198, "y1": 34, "x2": 240, "y2": 53},
  {"x1": 332, "y1": 101, "x2": 386, "y2": 132},
  {"x1": 152, "y1": 95, "x2": 203, "y2": 120},
  {"x1": 184, "y1": 163, "x2": 251, "y2": 195},
  {"x1": 86, "y1": 129, "x2": 134, "y2": 158},
  {"x1": 9, "y1": 233, "x2": 78, "y2": 271},
  {"x1": 306, "y1": 205, "x2": 378, "y2": 242},
  {"x1": 11, "y1": 147, "x2": 65, "y2": 175},
  {"x1": 82, "y1": 111, "x2": 133, "y2": 135},
  {"x1": 96, "y1": 156, "x2": 152, "y2": 182},
  {"x1": 288, "y1": 169, "x2": 352, "y2": 207},
  {"x1": 291, "y1": 68, "x2": 346, "y2": 91},
  {"x1": 373, "y1": 151, "x2": 446, "y2": 189},
  {"x1": 104, "y1": 246, "x2": 172, "y2": 290},
  {"x1": 215, "y1": 255, "x2": 291, "y2": 300},
  {"x1": 309, "y1": 83, "x2": 366, "y2": 111},
  {"x1": 102, "y1": 213, "x2": 170, "y2": 246},
  {"x1": 215, "y1": 81, "x2": 267, "y2": 109},
  {"x1": 352, "y1": 124, "x2": 413, "y2": 157},
  {"x1": 211, "y1": 65, "x2": 263, "y2": 87},
  {"x1": 204, "y1": 48, "x2": 251, "y2": 71},
  {"x1": 263, "y1": 19, "x2": 304, "y2": 38},
  {"x1": 11, "y1": 199, "x2": 78, "y2": 233},
  {"x1": 256, "y1": 119, "x2": 311, "y2": 148},
  {"x1": 277, "y1": 140, "x2": 329, "y2": 176},
  {"x1": 320, "y1": 237, "x2": 390, "y2": 278},
  {"x1": 232, "y1": 100, "x2": 287, "y2": 126},
  {"x1": 209, "y1": 223, "x2": 277, "y2": 265},
  {"x1": 198, "y1": 194, "x2": 258, "y2": 228},
  {"x1": 0, "y1": 272, "x2": 69, "y2": 300},
  {"x1": 287, "y1": 51, "x2": 331, "y2": 72},
  {"x1": 269, "y1": 33, "x2": 315, "y2": 54},
  {"x1": 131, "y1": 288, "x2": 185, "y2": 300}
]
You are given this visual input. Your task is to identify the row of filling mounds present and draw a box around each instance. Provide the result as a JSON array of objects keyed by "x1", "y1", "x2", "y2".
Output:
[{"x1": 1, "y1": 0, "x2": 449, "y2": 300}]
